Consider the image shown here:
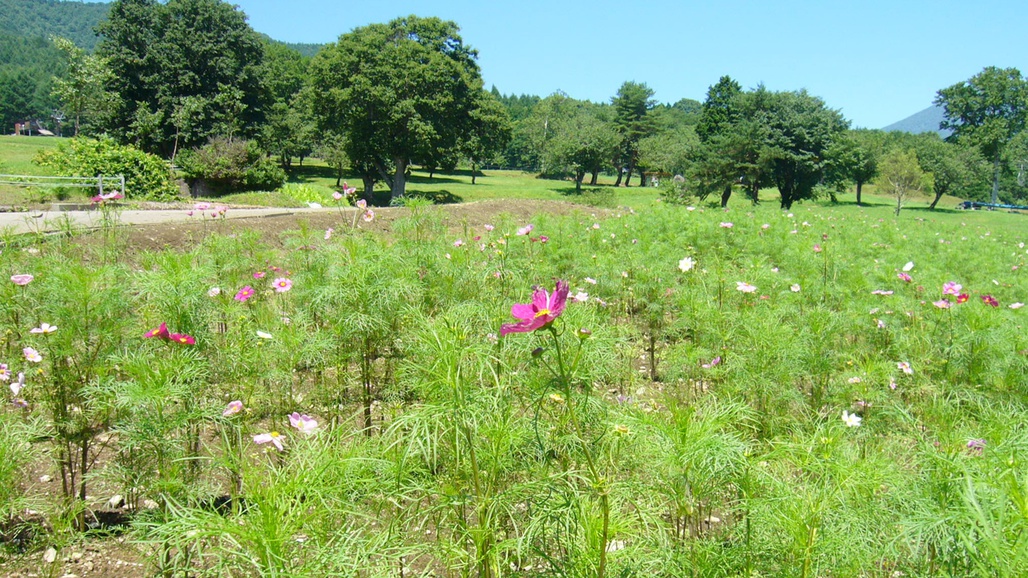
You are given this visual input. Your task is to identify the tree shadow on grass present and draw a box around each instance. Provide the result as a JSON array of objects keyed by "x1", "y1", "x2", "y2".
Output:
[
  {"x1": 405, "y1": 174, "x2": 466, "y2": 185},
  {"x1": 402, "y1": 189, "x2": 463, "y2": 204},
  {"x1": 286, "y1": 164, "x2": 338, "y2": 184}
]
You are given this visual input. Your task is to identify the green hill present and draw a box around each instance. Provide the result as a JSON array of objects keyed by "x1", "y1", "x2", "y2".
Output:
[{"x1": 0, "y1": 0, "x2": 109, "y2": 51}]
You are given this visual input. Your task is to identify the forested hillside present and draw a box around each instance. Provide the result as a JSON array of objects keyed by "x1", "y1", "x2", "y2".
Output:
[
  {"x1": 0, "y1": 0, "x2": 108, "y2": 50},
  {"x1": 0, "y1": 32, "x2": 63, "y2": 129}
]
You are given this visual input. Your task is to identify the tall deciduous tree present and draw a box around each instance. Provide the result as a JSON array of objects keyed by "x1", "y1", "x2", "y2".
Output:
[
  {"x1": 308, "y1": 15, "x2": 484, "y2": 202},
  {"x1": 462, "y1": 92, "x2": 512, "y2": 184},
  {"x1": 824, "y1": 130, "x2": 881, "y2": 205},
  {"x1": 913, "y1": 134, "x2": 987, "y2": 209},
  {"x1": 877, "y1": 149, "x2": 932, "y2": 216},
  {"x1": 936, "y1": 67, "x2": 1028, "y2": 204},
  {"x1": 50, "y1": 36, "x2": 113, "y2": 136},
  {"x1": 96, "y1": 0, "x2": 268, "y2": 156}
]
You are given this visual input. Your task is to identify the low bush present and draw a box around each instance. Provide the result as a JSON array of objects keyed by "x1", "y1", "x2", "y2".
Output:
[
  {"x1": 33, "y1": 137, "x2": 178, "y2": 201},
  {"x1": 177, "y1": 138, "x2": 286, "y2": 195}
]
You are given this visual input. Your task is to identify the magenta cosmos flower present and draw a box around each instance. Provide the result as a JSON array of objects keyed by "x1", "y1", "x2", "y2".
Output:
[
  {"x1": 271, "y1": 277, "x2": 293, "y2": 293},
  {"x1": 235, "y1": 286, "x2": 255, "y2": 302},
  {"x1": 144, "y1": 322, "x2": 171, "y2": 340},
  {"x1": 169, "y1": 332, "x2": 196, "y2": 345},
  {"x1": 981, "y1": 294, "x2": 999, "y2": 307},
  {"x1": 500, "y1": 280, "x2": 570, "y2": 336},
  {"x1": 10, "y1": 274, "x2": 33, "y2": 286}
]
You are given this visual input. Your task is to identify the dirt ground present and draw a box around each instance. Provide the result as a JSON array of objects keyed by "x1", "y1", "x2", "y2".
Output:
[
  {"x1": 0, "y1": 198, "x2": 615, "y2": 577},
  {"x1": 81, "y1": 199, "x2": 614, "y2": 253}
]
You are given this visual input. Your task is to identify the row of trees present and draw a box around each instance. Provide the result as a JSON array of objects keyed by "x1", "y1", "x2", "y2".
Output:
[{"x1": 39, "y1": 0, "x2": 1028, "y2": 207}]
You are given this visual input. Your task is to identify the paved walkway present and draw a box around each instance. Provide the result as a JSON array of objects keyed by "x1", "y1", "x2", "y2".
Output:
[{"x1": 0, "y1": 206, "x2": 332, "y2": 235}]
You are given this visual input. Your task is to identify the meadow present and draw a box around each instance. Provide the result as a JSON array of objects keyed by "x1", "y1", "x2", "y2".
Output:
[{"x1": 2, "y1": 137, "x2": 1028, "y2": 577}]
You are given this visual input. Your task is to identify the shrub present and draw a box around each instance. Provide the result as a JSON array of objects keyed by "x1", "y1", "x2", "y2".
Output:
[
  {"x1": 177, "y1": 138, "x2": 286, "y2": 195},
  {"x1": 34, "y1": 137, "x2": 179, "y2": 201}
]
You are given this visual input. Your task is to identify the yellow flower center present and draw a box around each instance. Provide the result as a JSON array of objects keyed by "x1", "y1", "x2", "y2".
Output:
[
  {"x1": 534, "y1": 308, "x2": 551, "y2": 318},
  {"x1": 270, "y1": 431, "x2": 280, "y2": 438}
]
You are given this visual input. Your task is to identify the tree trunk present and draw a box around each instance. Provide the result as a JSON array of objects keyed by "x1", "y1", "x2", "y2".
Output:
[
  {"x1": 362, "y1": 174, "x2": 375, "y2": 199},
  {"x1": 392, "y1": 157, "x2": 408, "y2": 200},
  {"x1": 991, "y1": 155, "x2": 1000, "y2": 205},
  {"x1": 636, "y1": 167, "x2": 646, "y2": 187},
  {"x1": 720, "y1": 185, "x2": 732, "y2": 208},
  {"x1": 335, "y1": 165, "x2": 342, "y2": 187},
  {"x1": 856, "y1": 181, "x2": 863, "y2": 206},
  {"x1": 471, "y1": 162, "x2": 477, "y2": 185},
  {"x1": 929, "y1": 190, "x2": 943, "y2": 210},
  {"x1": 575, "y1": 170, "x2": 584, "y2": 194},
  {"x1": 625, "y1": 160, "x2": 636, "y2": 186},
  {"x1": 590, "y1": 169, "x2": 599, "y2": 185},
  {"x1": 613, "y1": 166, "x2": 624, "y2": 187}
]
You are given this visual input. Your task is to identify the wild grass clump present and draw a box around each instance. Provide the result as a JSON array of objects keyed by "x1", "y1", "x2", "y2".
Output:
[{"x1": 0, "y1": 199, "x2": 1025, "y2": 576}]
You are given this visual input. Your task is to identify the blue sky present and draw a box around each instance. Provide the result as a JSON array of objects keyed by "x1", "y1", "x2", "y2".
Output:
[{"x1": 235, "y1": 0, "x2": 1026, "y2": 129}]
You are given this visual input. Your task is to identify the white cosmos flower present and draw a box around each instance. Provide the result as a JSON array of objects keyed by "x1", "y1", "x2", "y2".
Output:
[
  {"x1": 678, "y1": 257, "x2": 695, "y2": 272},
  {"x1": 841, "y1": 410, "x2": 862, "y2": 427}
]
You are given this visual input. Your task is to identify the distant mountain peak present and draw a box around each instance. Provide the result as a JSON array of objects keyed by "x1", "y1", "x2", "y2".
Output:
[{"x1": 883, "y1": 105, "x2": 952, "y2": 137}]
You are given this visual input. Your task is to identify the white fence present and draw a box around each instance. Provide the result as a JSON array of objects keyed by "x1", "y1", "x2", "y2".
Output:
[{"x1": 0, "y1": 174, "x2": 125, "y2": 197}]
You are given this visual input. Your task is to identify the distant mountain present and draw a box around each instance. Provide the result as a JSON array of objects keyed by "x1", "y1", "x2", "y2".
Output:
[
  {"x1": 883, "y1": 105, "x2": 952, "y2": 138},
  {"x1": 0, "y1": 0, "x2": 109, "y2": 51}
]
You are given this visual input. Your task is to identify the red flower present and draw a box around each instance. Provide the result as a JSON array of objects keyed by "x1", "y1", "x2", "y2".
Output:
[
  {"x1": 145, "y1": 322, "x2": 171, "y2": 340},
  {"x1": 956, "y1": 293, "x2": 969, "y2": 304},
  {"x1": 169, "y1": 333, "x2": 196, "y2": 345},
  {"x1": 501, "y1": 280, "x2": 570, "y2": 336},
  {"x1": 981, "y1": 294, "x2": 999, "y2": 307}
]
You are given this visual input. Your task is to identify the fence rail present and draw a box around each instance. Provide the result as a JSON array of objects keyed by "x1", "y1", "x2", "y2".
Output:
[{"x1": 0, "y1": 174, "x2": 125, "y2": 197}]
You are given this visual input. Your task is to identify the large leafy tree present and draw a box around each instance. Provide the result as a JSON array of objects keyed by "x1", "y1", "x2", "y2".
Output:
[
  {"x1": 936, "y1": 67, "x2": 1028, "y2": 204},
  {"x1": 308, "y1": 15, "x2": 484, "y2": 202},
  {"x1": 913, "y1": 134, "x2": 988, "y2": 209},
  {"x1": 526, "y1": 94, "x2": 619, "y2": 192},
  {"x1": 96, "y1": 0, "x2": 268, "y2": 156},
  {"x1": 50, "y1": 36, "x2": 114, "y2": 136},
  {"x1": 824, "y1": 129, "x2": 882, "y2": 205},
  {"x1": 462, "y1": 92, "x2": 512, "y2": 184}
]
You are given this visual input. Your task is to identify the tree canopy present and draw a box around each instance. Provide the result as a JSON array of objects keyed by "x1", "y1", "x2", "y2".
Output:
[{"x1": 308, "y1": 15, "x2": 487, "y2": 201}]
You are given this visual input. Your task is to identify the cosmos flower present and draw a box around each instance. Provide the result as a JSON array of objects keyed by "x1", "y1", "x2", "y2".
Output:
[
  {"x1": 501, "y1": 280, "x2": 569, "y2": 336},
  {"x1": 272, "y1": 278, "x2": 293, "y2": 293},
  {"x1": 289, "y1": 412, "x2": 318, "y2": 434},
  {"x1": 791, "y1": 284, "x2": 801, "y2": 292},
  {"x1": 517, "y1": 224, "x2": 534, "y2": 236},
  {"x1": 169, "y1": 333, "x2": 196, "y2": 345},
  {"x1": 145, "y1": 322, "x2": 171, "y2": 340},
  {"x1": 841, "y1": 410, "x2": 862, "y2": 427},
  {"x1": 362, "y1": 209, "x2": 375, "y2": 222},
  {"x1": 897, "y1": 361, "x2": 913, "y2": 375},
  {"x1": 208, "y1": 287, "x2": 222, "y2": 297},
  {"x1": 701, "y1": 356, "x2": 721, "y2": 369},
  {"x1": 897, "y1": 272, "x2": 912, "y2": 282},
  {"x1": 956, "y1": 293, "x2": 970, "y2": 304},
  {"x1": 736, "y1": 282, "x2": 757, "y2": 293},
  {"x1": 253, "y1": 431, "x2": 284, "y2": 451},
  {"x1": 720, "y1": 222, "x2": 734, "y2": 228},
  {"x1": 23, "y1": 347, "x2": 42, "y2": 363},
  {"x1": 235, "y1": 286, "x2": 255, "y2": 302},
  {"x1": 30, "y1": 323, "x2": 57, "y2": 334},
  {"x1": 223, "y1": 400, "x2": 243, "y2": 417},
  {"x1": 981, "y1": 294, "x2": 999, "y2": 307},
  {"x1": 942, "y1": 282, "x2": 962, "y2": 296},
  {"x1": 679, "y1": 257, "x2": 695, "y2": 272},
  {"x1": 10, "y1": 274, "x2": 33, "y2": 286}
]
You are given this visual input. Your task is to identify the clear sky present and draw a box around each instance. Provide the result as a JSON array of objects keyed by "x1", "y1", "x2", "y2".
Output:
[{"x1": 234, "y1": 0, "x2": 1026, "y2": 129}]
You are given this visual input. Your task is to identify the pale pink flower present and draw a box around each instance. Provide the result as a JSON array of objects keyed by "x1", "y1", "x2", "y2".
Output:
[
  {"x1": 332, "y1": 191, "x2": 343, "y2": 201},
  {"x1": 223, "y1": 400, "x2": 243, "y2": 417},
  {"x1": 877, "y1": 319, "x2": 886, "y2": 329},
  {"x1": 10, "y1": 274, "x2": 33, "y2": 286},
  {"x1": 0, "y1": 364, "x2": 8, "y2": 382},
  {"x1": 208, "y1": 287, "x2": 221, "y2": 297},
  {"x1": 324, "y1": 228, "x2": 333, "y2": 240},
  {"x1": 736, "y1": 281, "x2": 757, "y2": 293},
  {"x1": 484, "y1": 224, "x2": 494, "y2": 232},
  {"x1": 517, "y1": 224, "x2": 534, "y2": 236},
  {"x1": 23, "y1": 347, "x2": 41, "y2": 363},
  {"x1": 847, "y1": 376, "x2": 862, "y2": 384},
  {"x1": 871, "y1": 290, "x2": 894, "y2": 296},
  {"x1": 897, "y1": 272, "x2": 912, "y2": 282},
  {"x1": 790, "y1": 284, "x2": 801, "y2": 292},
  {"x1": 813, "y1": 244, "x2": 822, "y2": 253},
  {"x1": 362, "y1": 209, "x2": 375, "y2": 222},
  {"x1": 253, "y1": 431, "x2": 284, "y2": 451},
  {"x1": 10, "y1": 372, "x2": 24, "y2": 396},
  {"x1": 194, "y1": 202, "x2": 211, "y2": 211},
  {"x1": 271, "y1": 278, "x2": 293, "y2": 293},
  {"x1": 897, "y1": 361, "x2": 913, "y2": 375},
  {"x1": 30, "y1": 323, "x2": 57, "y2": 334},
  {"x1": 289, "y1": 412, "x2": 318, "y2": 434},
  {"x1": 933, "y1": 299, "x2": 952, "y2": 309},
  {"x1": 356, "y1": 199, "x2": 367, "y2": 209},
  {"x1": 761, "y1": 224, "x2": 770, "y2": 230},
  {"x1": 1010, "y1": 302, "x2": 1024, "y2": 309},
  {"x1": 720, "y1": 222, "x2": 734, "y2": 228},
  {"x1": 453, "y1": 239, "x2": 464, "y2": 248},
  {"x1": 584, "y1": 277, "x2": 597, "y2": 285},
  {"x1": 942, "y1": 282, "x2": 962, "y2": 295},
  {"x1": 701, "y1": 356, "x2": 721, "y2": 369},
  {"x1": 573, "y1": 291, "x2": 589, "y2": 303}
]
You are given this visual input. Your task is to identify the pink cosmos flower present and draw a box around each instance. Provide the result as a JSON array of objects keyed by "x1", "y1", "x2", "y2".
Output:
[
  {"x1": 332, "y1": 191, "x2": 343, "y2": 201},
  {"x1": 208, "y1": 287, "x2": 221, "y2": 297},
  {"x1": 235, "y1": 286, "x2": 255, "y2": 302},
  {"x1": 356, "y1": 199, "x2": 367, "y2": 210},
  {"x1": 813, "y1": 244, "x2": 822, "y2": 253},
  {"x1": 289, "y1": 412, "x2": 318, "y2": 434},
  {"x1": 23, "y1": 347, "x2": 42, "y2": 363},
  {"x1": 223, "y1": 400, "x2": 243, "y2": 417},
  {"x1": 933, "y1": 299, "x2": 952, "y2": 309},
  {"x1": 761, "y1": 224, "x2": 770, "y2": 230},
  {"x1": 584, "y1": 277, "x2": 597, "y2": 285},
  {"x1": 362, "y1": 209, "x2": 375, "y2": 222},
  {"x1": 253, "y1": 271, "x2": 266, "y2": 279},
  {"x1": 169, "y1": 333, "x2": 196, "y2": 345},
  {"x1": 253, "y1": 431, "x2": 284, "y2": 451},
  {"x1": 736, "y1": 282, "x2": 757, "y2": 293},
  {"x1": 791, "y1": 284, "x2": 801, "y2": 292},
  {"x1": 720, "y1": 222, "x2": 734, "y2": 228},
  {"x1": 573, "y1": 291, "x2": 589, "y2": 303},
  {"x1": 324, "y1": 228, "x2": 333, "y2": 240},
  {"x1": 453, "y1": 239, "x2": 464, "y2": 248},
  {"x1": 967, "y1": 438, "x2": 986, "y2": 455},
  {"x1": 981, "y1": 294, "x2": 999, "y2": 307},
  {"x1": 942, "y1": 282, "x2": 962, "y2": 295},
  {"x1": 517, "y1": 224, "x2": 534, "y2": 236},
  {"x1": 91, "y1": 191, "x2": 123, "y2": 203},
  {"x1": 272, "y1": 278, "x2": 293, "y2": 293},
  {"x1": 701, "y1": 356, "x2": 721, "y2": 369},
  {"x1": 501, "y1": 280, "x2": 570, "y2": 336},
  {"x1": 897, "y1": 361, "x2": 913, "y2": 375},
  {"x1": 897, "y1": 273, "x2": 912, "y2": 283},
  {"x1": 872, "y1": 290, "x2": 894, "y2": 296},
  {"x1": 30, "y1": 323, "x2": 57, "y2": 334},
  {"x1": 10, "y1": 372, "x2": 24, "y2": 396},
  {"x1": 0, "y1": 364, "x2": 8, "y2": 382},
  {"x1": 956, "y1": 293, "x2": 969, "y2": 304},
  {"x1": 484, "y1": 224, "x2": 494, "y2": 232},
  {"x1": 10, "y1": 274, "x2": 33, "y2": 286},
  {"x1": 145, "y1": 322, "x2": 171, "y2": 340},
  {"x1": 539, "y1": 235, "x2": 549, "y2": 243},
  {"x1": 1010, "y1": 302, "x2": 1024, "y2": 309},
  {"x1": 194, "y1": 202, "x2": 211, "y2": 211}
]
